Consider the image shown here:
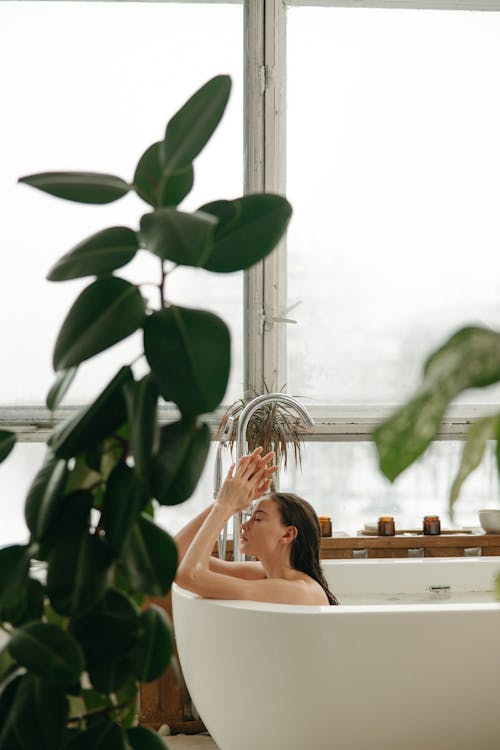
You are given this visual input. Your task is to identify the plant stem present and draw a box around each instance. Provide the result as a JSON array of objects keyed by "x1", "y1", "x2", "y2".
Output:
[{"x1": 159, "y1": 260, "x2": 166, "y2": 308}]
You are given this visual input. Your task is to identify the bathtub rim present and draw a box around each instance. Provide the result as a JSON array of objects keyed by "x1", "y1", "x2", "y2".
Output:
[{"x1": 172, "y1": 581, "x2": 500, "y2": 615}]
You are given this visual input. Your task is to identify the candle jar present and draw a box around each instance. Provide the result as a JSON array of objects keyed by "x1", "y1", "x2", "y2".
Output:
[
  {"x1": 423, "y1": 515, "x2": 441, "y2": 535},
  {"x1": 378, "y1": 516, "x2": 395, "y2": 536},
  {"x1": 319, "y1": 516, "x2": 332, "y2": 537}
]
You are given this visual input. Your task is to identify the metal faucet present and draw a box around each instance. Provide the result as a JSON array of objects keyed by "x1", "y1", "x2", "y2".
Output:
[
  {"x1": 232, "y1": 393, "x2": 314, "y2": 561},
  {"x1": 213, "y1": 404, "x2": 240, "y2": 561}
]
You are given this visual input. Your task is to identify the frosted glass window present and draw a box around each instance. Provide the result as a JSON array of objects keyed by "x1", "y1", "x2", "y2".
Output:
[
  {"x1": 280, "y1": 440, "x2": 500, "y2": 535},
  {"x1": 0, "y1": 441, "x2": 216, "y2": 547},
  {"x1": 0, "y1": 2, "x2": 243, "y2": 406},
  {"x1": 287, "y1": 7, "x2": 500, "y2": 406}
]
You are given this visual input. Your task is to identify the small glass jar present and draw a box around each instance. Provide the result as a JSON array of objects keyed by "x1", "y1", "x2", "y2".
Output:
[
  {"x1": 319, "y1": 516, "x2": 332, "y2": 537},
  {"x1": 423, "y1": 515, "x2": 441, "y2": 535},
  {"x1": 378, "y1": 516, "x2": 395, "y2": 536}
]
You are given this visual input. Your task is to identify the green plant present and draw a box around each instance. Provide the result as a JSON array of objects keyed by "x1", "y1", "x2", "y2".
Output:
[
  {"x1": 374, "y1": 326, "x2": 500, "y2": 516},
  {"x1": 217, "y1": 386, "x2": 310, "y2": 472},
  {"x1": 0, "y1": 75, "x2": 291, "y2": 749}
]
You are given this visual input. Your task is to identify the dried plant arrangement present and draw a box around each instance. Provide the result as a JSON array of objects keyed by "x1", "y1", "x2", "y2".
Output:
[{"x1": 216, "y1": 388, "x2": 311, "y2": 471}]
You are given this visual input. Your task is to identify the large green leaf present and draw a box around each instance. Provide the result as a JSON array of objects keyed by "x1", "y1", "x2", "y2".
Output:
[
  {"x1": 53, "y1": 276, "x2": 146, "y2": 371},
  {"x1": 0, "y1": 674, "x2": 24, "y2": 749},
  {"x1": 70, "y1": 612, "x2": 139, "y2": 671},
  {"x1": 25, "y1": 454, "x2": 69, "y2": 542},
  {"x1": 101, "y1": 463, "x2": 149, "y2": 553},
  {"x1": 0, "y1": 430, "x2": 16, "y2": 463},
  {"x1": 47, "y1": 227, "x2": 139, "y2": 281},
  {"x1": 12, "y1": 675, "x2": 68, "y2": 750},
  {"x1": 120, "y1": 514, "x2": 177, "y2": 597},
  {"x1": 161, "y1": 74, "x2": 231, "y2": 171},
  {"x1": 18, "y1": 172, "x2": 130, "y2": 204},
  {"x1": 131, "y1": 605, "x2": 173, "y2": 683},
  {"x1": 449, "y1": 416, "x2": 498, "y2": 511},
  {"x1": 139, "y1": 208, "x2": 216, "y2": 266},
  {"x1": 37, "y1": 491, "x2": 93, "y2": 562},
  {"x1": 49, "y1": 367, "x2": 133, "y2": 459},
  {"x1": 46, "y1": 367, "x2": 78, "y2": 411},
  {"x1": 150, "y1": 419, "x2": 210, "y2": 505},
  {"x1": 70, "y1": 591, "x2": 140, "y2": 693},
  {"x1": 8, "y1": 622, "x2": 84, "y2": 685},
  {"x1": 47, "y1": 532, "x2": 113, "y2": 616},
  {"x1": 127, "y1": 726, "x2": 169, "y2": 750},
  {"x1": 144, "y1": 306, "x2": 230, "y2": 415},
  {"x1": 375, "y1": 326, "x2": 500, "y2": 481},
  {"x1": 199, "y1": 194, "x2": 292, "y2": 272},
  {"x1": 124, "y1": 374, "x2": 159, "y2": 482},
  {"x1": 0, "y1": 545, "x2": 29, "y2": 618},
  {"x1": 133, "y1": 141, "x2": 194, "y2": 207}
]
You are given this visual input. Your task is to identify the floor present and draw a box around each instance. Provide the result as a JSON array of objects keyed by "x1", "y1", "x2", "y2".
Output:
[{"x1": 159, "y1": 729, "x2": 218, "y2": 749}]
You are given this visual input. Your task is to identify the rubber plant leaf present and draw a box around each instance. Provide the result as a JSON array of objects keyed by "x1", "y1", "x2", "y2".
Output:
[
  {"x1": 139, "y1": 208, "x2": 216, "y2": 266},
  {"x1": 36, "y1": 491, "x2": 94, "y2": 562},
  {"x1": 161, "y1": 74, "x2": 231, "y2": 171},
  {"x1": 199, "y1": 194, "x2": 292, "y2": 272},
  {"x1": 18, "y1": 172, "x2": 130, "y2": 204},
  {"x1": 46, "y1": 367, "x2": 78, "y2": 411},
  {"x1": 46, "y1": 531, "x2": 113, "y2": 616},
  {"x1": 70, "y1": 612, "x2": 140, "y2": 672},
  {"x1": 133, "y1": 141, "x2": 193, "y2": 207},
  {"x1": 25, "y1": 454, "x2": 69, "y2": 542},
  {"x1": 53, "y1": 277, "x2": 146, "y2": 370},
  {"x1": 149, "y1": 419, "x2": 210, "y2": 505},
  {"x1": 49, "y1": 366, "x2": 133, "y2": 459},
  {"x1": 123, "y1": 374, "x2": 160, "y2": 482},
  {"x1": 144, "y1": 306, "x2": 230, "y2": 416},
  {"x1": 0, "y1": 675, "x2": 23, "y2": 749},
  {"x1": 0, "y1": 430, "x2": 16, "y2": 463},
  {"x1": 8, "y1": 622, "x2": 84, "y2": 685},
  {"x1": 0, "y1": 545, "x2": 30, "y2": 615},
  {"x1": 101, "y1": 463, "x2": 149, "y2": 554},
  {"x1": 10, "y1": 674, "x2": 68, "y2": 750},
  {"x1": 120, "y1": 514, "x2": 177, "y2": 597},
  {"x1": 47, "y1": 227, "x2": 139, "y2": 281},
  {"x1": 374, "y1": 326, "x2": 500, "y2": 481},
  {"x1": 130, "y1": 605, "x2": 173, "y2": 683},
  {"x1": 449, "y1": 416, "x2": 499, "y2": 513}
]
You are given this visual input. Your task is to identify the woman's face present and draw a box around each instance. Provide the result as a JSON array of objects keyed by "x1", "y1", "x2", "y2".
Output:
[{"x1": 239, "y1": 497, "x2": 291, "y2": 557}]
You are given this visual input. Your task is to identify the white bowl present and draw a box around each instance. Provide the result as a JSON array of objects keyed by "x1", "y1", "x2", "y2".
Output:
[{"x1": 479, "y1": 509, "x2": 500, "y2": 533}]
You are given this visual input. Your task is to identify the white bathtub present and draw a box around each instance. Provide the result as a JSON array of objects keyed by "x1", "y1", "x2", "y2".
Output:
[{"x1": 172, "y1": 558, "x2": 500, "y2": 750}]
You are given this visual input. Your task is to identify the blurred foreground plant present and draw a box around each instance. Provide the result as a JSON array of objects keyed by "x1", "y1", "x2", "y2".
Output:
[
  {"x1": 374, "y1": 326, "x2": 500, "y2": 515},
  {"x1": 0, "y1": 75, "x2": 291, "y2": 749}
]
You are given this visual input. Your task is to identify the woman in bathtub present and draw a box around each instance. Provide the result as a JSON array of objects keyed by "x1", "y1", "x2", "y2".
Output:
[{"x1": 175, "y1": 447, "x2": 338, "y2": 605}]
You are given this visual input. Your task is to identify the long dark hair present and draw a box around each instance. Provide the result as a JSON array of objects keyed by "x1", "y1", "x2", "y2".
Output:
[{"x1": 271, "y1": 492, "x2": 338, "y2": 605}]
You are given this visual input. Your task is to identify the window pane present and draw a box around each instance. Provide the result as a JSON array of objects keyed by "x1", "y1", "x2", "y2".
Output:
[
  {"x1": 0, "y1": 1, "x2": 243, "y2": 405},
  {"x1": 0, "y1": 441, "x2": 215, "y2": 546},
  {"x1": 281, "y1": 440, "x2": 499, "y2": 534},
  {"x1": 287, "y1": 7, "x2": 500, "y2": 405}
]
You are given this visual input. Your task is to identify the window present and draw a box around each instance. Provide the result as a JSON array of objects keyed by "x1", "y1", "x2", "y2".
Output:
[{"x1": 2, "y1": 0, "x2": 500, "y2": 546}]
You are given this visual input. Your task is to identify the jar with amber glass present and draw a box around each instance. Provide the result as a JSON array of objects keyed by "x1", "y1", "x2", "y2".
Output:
[
  {"x1": 423, "y1": 515, "x2": 441, "y2": 535},
  {"x1": 319, "y1": 516, "x2": 332, "y2": 537},
  {"x1": 378, "y1": 516, "x2": 395, "y2": 536}
]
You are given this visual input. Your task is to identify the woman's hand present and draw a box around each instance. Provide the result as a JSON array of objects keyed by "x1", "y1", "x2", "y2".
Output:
[{"x1": 215, "y1": 447, "x2": 278, "y2": 513}]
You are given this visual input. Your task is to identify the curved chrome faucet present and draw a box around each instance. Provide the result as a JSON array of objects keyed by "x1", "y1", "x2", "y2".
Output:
[{"x1": 232, "y1": 393, "x2": 314, "y2": 561}]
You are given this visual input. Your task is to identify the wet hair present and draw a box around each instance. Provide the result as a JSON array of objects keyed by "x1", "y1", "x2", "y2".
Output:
[{"x1": 271, "y1": 493, "x2": 338, "y2": 606}]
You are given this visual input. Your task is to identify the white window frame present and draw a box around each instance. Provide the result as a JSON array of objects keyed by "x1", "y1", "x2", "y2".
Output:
[{"x1": 2, "y1": 0, "x2": 499, "y2": 442}]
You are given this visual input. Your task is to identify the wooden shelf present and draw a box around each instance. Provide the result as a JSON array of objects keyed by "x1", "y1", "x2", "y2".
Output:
[{"x1": 318, "y1": 533, "x2": 500, "y2": 558}]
